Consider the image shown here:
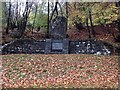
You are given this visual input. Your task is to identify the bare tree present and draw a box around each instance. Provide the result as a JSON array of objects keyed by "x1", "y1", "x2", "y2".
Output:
[
  {"x1": 6, "y1": 1, "x2": 11, "y2": 34},
  {"x1": 47, "y1": 0, "x2": 50, "y2": 35},
  {"x1": 66, "y1": 2, "x2": 68, "y2": 32},
  {"x1": 89, "y1": 9, "x2": 96, "y2": 38},
  {"x1": 16, "y1": 1, "x2": 33, "y2": 38},
  {"x1": 32, "y1": 3, "x2": 38, "y2": 33},
  {"x1": 50, "y1": 1, "x2": 63, "y2": 22},
  {"x1": 86, "y1": 18, "x2": 91, "y2": 38}
]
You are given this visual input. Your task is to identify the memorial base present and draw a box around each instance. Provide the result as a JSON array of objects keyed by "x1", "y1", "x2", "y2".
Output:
[{"x1": 45, "y1": 39, "x2": 69, "y2": 54}]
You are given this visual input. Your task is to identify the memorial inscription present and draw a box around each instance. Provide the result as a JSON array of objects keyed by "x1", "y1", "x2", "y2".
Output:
[
  {"x1": 45, "y1": 39, "x2": 69, "y2": 54},
  {"x1": 52, "y1": 42, "x2": 63, "y2": 51}
]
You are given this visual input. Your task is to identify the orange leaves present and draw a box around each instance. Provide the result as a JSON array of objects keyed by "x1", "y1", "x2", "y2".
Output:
[{"x1": 1, "y1": 54, "x2": 119, "y2": 88}]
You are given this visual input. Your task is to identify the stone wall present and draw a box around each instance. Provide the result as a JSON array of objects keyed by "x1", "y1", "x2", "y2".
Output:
[{"x1": 1, "y1": 39, "x2": 112, "y2": 55}]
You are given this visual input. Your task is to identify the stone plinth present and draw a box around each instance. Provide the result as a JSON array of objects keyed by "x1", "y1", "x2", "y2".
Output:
[{"x1": 45, "y1": 39, "x2": 69, "y2": 54}]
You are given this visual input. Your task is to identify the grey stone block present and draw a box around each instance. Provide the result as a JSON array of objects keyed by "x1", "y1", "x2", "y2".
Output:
[
  {"x1": 49, "y1": 16, "x2": 67, "y2": 39},
  {"x1": 45, "y1": 39, "x2": 69, "y2": 54}
]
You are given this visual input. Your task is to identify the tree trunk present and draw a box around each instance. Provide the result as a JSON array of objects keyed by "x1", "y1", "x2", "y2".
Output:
[
  {"x1": 50, "y1": 2, "x2": 59, "y2": 21},
  {"x1": 32, "y1": 4, "x2": 38, "y2": 33},
  {"x1": 2, "y1": 2, "x2": 7, "y2": 28},
  {"x1": 74, "y1": 2, "x2": 77, "y2": 9},
  {"x1": 86, "y1": 18, "x2": 91, "y2": 38},
  {"x1": 89, "y1": 10, "x2": 96, "y2": 38},
  {"x1": 50, "y1": 1, "x2": 63, "y2": 22},
  {"x1": 66, "y1": 2, "x2": 68, "y2": 33},
  {"x1": 16, "y1": 0, "x2": 19, "y2": 26},
  {"x1": 17, "y1": 1, "x2": 33, "y2": 37},
  {"x1": 58, "y1": 2, "x2": 63, "y2": 16},
  {"x1": 6, "y1": 1, "x2": 11, "y2": 34},
  {"x1": 47, "y1": 1, "x2": 49, "y2": 35},
  {"x1": 118, "y1": 19, "x2": 120, "y2": 33}
]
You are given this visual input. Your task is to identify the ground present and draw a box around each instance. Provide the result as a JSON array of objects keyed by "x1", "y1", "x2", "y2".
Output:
[{"x1": 1, "y1": 54, "x2": 119, "y2": 88}]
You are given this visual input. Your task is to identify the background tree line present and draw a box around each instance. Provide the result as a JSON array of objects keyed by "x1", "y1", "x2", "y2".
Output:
[{"x1": 1, "y1": 1, "x2": 120, "y2": 40}]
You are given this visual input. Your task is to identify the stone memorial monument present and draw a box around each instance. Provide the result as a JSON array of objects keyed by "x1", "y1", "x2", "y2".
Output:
[
  {"x1": 45, "y1": 16, "x2": 69, "y2": 54},
  {"x1": 49, "y1": 16, "x2": 67, "y2": 39}
]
